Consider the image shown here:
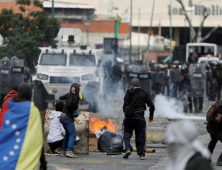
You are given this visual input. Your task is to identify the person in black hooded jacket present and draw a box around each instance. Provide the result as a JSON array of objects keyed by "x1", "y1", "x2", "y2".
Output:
[
  {"x1": 59, "y1": 83, "x2": 79, "y2": 158},
  {"x1": 122, "y1": 78, "x2": 155, "y2": 160}
]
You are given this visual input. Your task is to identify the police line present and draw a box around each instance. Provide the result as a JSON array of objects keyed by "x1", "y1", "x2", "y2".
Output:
[{"x1": 127, "y1": 72, "x2": 151, "y2": 79}]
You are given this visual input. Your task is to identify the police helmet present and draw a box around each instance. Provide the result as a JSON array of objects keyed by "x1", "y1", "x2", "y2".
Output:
[
  {"x1": 174, "y1": 60, "x2": 180, "y2": 64},
  {"x1": 2, "y1": 57, "x2": 10, "y2": 66},
  {"x1": 149, "y1": 60, "x2": 155, "y2": 66},
  {"x1": 181, "y1": 65, "x2": 188, "y2": 71},
  {"x1": 219, "y1": 60, "x2": 222, "y2": 65},
  {"x1": 127, "y1": 64, "x2": 133, "y2": 72},
  {"x1": 156, "y1": 64, "x2": 160, "y2": 68}
]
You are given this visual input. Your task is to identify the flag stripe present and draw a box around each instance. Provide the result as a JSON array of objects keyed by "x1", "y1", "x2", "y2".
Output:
[{"x1": 16, "y1": 102, "x2": 43, "y2": 170}]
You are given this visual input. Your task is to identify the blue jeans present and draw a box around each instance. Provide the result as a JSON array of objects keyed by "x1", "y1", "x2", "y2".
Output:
[
  {"x1": 60, "y1": 117, "x2": 76, "y2": 151},
  {"x1": 169, "y1": 81, "x2": 174, "y2": 97}
]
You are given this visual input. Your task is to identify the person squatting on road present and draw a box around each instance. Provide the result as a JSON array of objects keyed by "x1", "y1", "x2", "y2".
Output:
[
  {"x1": 207, "y1": 101, "x2": 222, "y2": 166},
  {"x1": 59, "y1": 83, "x2": 80, "y2": 158},
  {"x1": 122, "y1": 78, "x2": 155, "y2": 160},
  {"x1": 165, "y1": 121, "x2": 212, "y2": 170},
  {"x1": 47, "y1": 102, "x2": 66, "y2": 154}
]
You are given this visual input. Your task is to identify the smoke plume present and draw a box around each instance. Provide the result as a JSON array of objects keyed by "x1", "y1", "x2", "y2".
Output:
[{"x1": 147, "y1": 95, "x2": 205, "y2": 120}]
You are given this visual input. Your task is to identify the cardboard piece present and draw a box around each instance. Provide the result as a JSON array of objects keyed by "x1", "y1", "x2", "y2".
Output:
[{"x1": 89, "y1": 133, "x2": 98, "y2": 151}]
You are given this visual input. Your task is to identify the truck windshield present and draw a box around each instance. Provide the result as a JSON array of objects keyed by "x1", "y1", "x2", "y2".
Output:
[
  {"x1": 40, "y1": 53, "x2": 67, "y2": 66},
  {"x1": 69, "y1": 54, "x2": 96, "y2": 66}
]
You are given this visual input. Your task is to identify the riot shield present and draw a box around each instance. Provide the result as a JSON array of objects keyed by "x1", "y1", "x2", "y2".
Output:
[
  {"x1": 188, "y1": 63, "x2": 206, "y2": 98},
  {"x1": 0, "y1": 63, "x2": 11, "y2": 107},
  {"x1": 126, "y1": 64, "x2": 151, "y2": 92},
  {"x1": 11, "y1": 59, "x2": 25, "y2": 87}
]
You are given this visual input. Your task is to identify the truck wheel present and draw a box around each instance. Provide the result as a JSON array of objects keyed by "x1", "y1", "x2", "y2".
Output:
[{"x1": 33, "y1": 81, "x2": 48, "y2": 111}]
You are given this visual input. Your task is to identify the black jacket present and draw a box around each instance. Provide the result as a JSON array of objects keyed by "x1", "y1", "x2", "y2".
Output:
[
  {"x1": 123, "y1": 87, "x2": 155, "y2": 117},
  {"x1": 112, "y1": 64, "x2": 122, "y2": 78},
  {"x1": 185, "y1": 153, "x2": 213, "y2": 170},
  {"x1": 59, "y1": 83, "x2": 79, "y2": 116}
]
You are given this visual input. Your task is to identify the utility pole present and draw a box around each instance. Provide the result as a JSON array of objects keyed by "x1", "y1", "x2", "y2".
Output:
[
  {"x1": 52, "y1": 0, "x2": 54, "y2": 18},
  {"x1": 138, "y1": 8, "x2": 140, "y2": 61},
  {"x1": 129, "y1": 0, "x2": 132, "y2": 64},
  {"x1": 85, "y1": 23, "x2": 90, "y2": 46},
  {"x1": 145, "y1": 0, "x2": 156, "y2": 63},
  {"x1": 190, "y1": 0, "x2": 192, "y2": 42},
  {"x1": 170, "y1": 0, "x2": 172, "y2": 60}
]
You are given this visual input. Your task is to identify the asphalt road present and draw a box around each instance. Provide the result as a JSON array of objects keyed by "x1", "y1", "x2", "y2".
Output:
[{"x1": 41, "y1": 97, "x2": 220, "y2": 170}]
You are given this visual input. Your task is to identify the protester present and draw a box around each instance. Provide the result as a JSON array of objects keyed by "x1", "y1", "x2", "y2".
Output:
[
  {"x1": 47, "y1": 102, "x2": 66, "y2": 154},
  {"x1": 59, "y1": 83, "x2": 79, "y2": 158},
  {"x1": 122, "y1": 78, "x2": 155, "y2": 160},
  {"x1": 0, "y1": 83, "x2": 43, "y2": 170},
  {"x1": 165, "y1": 121, "x2": 212, "y2": 170},
  {"x1": 207, "y1": 102, "x2": 222, "y2": 166}
]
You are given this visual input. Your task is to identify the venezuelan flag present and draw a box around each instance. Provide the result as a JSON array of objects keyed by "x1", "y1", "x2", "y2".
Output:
[{"x1": 0, "y1": 100, "x2": 43, "y2": 170}]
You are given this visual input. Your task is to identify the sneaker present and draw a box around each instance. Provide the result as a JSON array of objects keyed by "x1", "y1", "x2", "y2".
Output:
[
  {"x1": 60, "y1": 150, "x2": 66, "y2": 157},
  {"x1": 140, "y1": 155, "x2": 145, "y2": 160},
  {"x1": 66, "y1": 151, "x2": 78, "y2": 158},
  {"x1": 54, "y1": 147, "x2": 62, "y2": 154},
  {"x1": 123, "y1": 149, "x2": 131, "y2": 158}
]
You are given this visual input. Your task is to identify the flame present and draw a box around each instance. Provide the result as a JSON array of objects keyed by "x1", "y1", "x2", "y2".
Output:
[{"x1": 89, "y1": 116, "x2": 119, "y2": 133}]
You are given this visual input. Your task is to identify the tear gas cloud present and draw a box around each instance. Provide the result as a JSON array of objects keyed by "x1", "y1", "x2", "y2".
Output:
[{"x1": 147, "y1": 95, "x2": 205, "y2": 120}]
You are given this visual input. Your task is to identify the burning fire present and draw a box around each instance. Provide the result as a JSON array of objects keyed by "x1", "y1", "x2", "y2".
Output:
[{"x1": 89, "y1": 116, "x2": 119, "y2": 133}]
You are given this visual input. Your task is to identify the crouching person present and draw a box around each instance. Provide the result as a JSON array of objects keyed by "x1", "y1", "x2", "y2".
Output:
[
  {"x1": 47, "y1": 102, "x2": 65, "y2": 154},
  {"x1": 59, "y1": 83, "x2": 79, "y2": 158},
  {"x1": 122, "y1": 78, "x2": 155, "y2": 160}
]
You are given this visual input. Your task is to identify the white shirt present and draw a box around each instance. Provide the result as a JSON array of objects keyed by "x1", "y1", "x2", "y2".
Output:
[{"x1": 47, "y1": 111, "x2": 66, "y2": 143}]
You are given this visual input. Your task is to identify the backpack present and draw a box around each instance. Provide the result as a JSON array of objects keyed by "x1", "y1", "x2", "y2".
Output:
[
  {"x1": 123, "y1": 92, "x2": 139, "y2": 117},
  {"x1": 206, "y1": 100, "x2": 222, "y2": 123}
]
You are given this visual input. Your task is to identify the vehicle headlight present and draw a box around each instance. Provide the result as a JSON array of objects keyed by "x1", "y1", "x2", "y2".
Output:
[
  {"x1": 37, "y1": 73, "x2": 48, "y2": 80},
  {"x1": 81, "y1": 74, "x2": 93, "y2": 80}
]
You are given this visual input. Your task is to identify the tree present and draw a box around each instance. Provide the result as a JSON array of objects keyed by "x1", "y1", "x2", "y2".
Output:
[
  {"x1": 0, "y1": 0, "x2": 60, "y2": 66},
  {"x1": 176, "y1": 0, "x2": 220, "y2": 43}
]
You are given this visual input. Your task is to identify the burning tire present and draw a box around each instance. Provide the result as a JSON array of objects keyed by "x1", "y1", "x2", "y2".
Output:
[{"x1": 33, "y1": 81, "x2": 48, "y2": 111}]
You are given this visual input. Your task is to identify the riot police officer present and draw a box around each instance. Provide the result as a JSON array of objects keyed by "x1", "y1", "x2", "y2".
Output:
[
  {"x1": 153, "y1": 65, "x2": 164, "y2": 95},
  {"x1": 149, "y1": 60, "x2": 155, "y2": 72},
  {"x1": 179, "y1": 65, "x2": 192, "y2": 113},
  {"x1": 10, "y1": 56, "x2": 24, "y2": 87},
  {"x1": 103, "y1": 60, "x2": 113, "y2": 94},
  {"x1": 24, "y1": 66, "x2": 31, "y2": 83},
  {"x1": 0, "y1": 57, "x2": 10, "y2": 107},
  {"x1": 151, "y1": 64, "x2": 157, "y2": 98},
  {"x1": 162, "y1": 65, "x2": 170, "y2": 96},
  {"x1": 215, "y1": 61, "x2": 222, "y2": 100},
  {"x1": 169, "y1": 60, "x2": 182, "y2": 99},
  {"x1": 189, "y1": 63, "x2": 206, "y2": 113}
]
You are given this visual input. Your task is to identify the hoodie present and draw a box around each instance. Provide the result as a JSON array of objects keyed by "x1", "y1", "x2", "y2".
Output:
[
  {"x1": 47, "y1": 111, "x2": 66, "y2": 143},
  {"x1": 123, "y1": 78, "x2": 155, "y2": 118},
  {"x1": 59, "y1": 83, "x2": 79, "y2": 116}
]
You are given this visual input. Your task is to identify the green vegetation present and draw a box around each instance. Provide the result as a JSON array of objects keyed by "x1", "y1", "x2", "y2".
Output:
[{"x1": 0, "y1": 0, "x2": 60, "y2": 66}]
